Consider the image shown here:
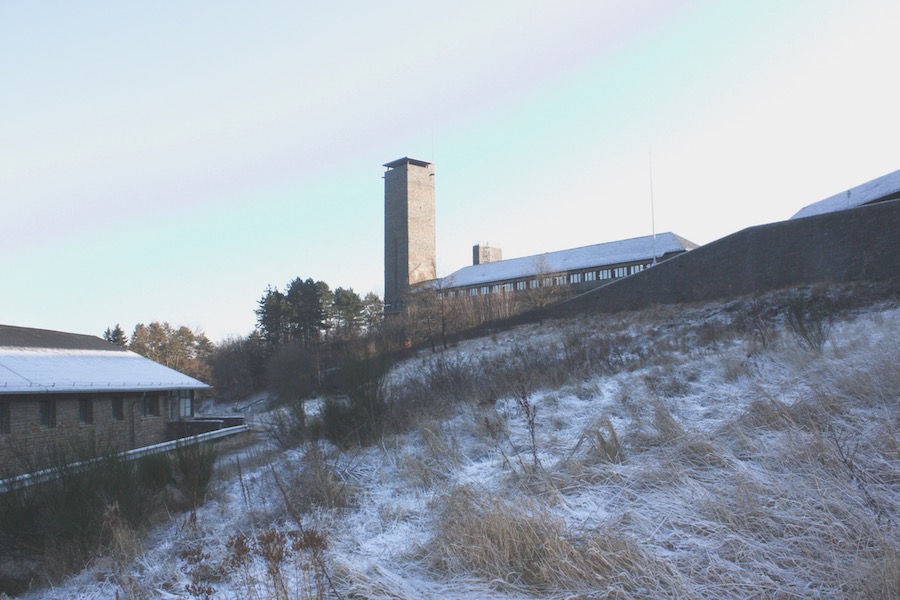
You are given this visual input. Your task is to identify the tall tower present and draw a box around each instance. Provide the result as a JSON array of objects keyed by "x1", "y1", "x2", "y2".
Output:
[{"x1": 384, "y1": 157, "x2": 435, "y2": 313}]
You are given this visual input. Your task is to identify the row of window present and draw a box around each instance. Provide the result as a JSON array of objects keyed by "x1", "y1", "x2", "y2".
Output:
[
  {"x1": 445, "y1": 262, "x2": 650, "y2": 298},
  {"x1": 0, "y1": 392, "x2": 191, "y2": 434}
]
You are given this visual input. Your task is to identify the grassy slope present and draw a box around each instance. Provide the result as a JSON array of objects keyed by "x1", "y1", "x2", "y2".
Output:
[{"x1": 29, "y1": 283, "x2": 900, "y2": 599}]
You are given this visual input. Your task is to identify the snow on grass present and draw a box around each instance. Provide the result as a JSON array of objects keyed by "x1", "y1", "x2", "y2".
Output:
[{"x1": 23, "y1": 285, "x2": 900, "y2": 599}]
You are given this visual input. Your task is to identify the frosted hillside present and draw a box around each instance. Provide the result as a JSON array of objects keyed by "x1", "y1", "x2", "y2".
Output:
[{"x1": 26, "y1": 283, "x2": 900, "y2": 599}]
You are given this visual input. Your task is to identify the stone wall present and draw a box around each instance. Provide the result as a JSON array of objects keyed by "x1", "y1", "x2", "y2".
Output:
[
  {"x1": 0, "y1": 392, "x2": 171, "y2": 475},
  {"x1": 554, "y1": 199, "x2": 900, "y2": 318},
  {"x1": 384, "y1": 159, "x2": 435, "y2": 311}
]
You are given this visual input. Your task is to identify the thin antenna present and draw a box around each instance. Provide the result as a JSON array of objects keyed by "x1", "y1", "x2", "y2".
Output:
[{"x1": 649, "y1": 151, "x2": 657, "y2": 265}]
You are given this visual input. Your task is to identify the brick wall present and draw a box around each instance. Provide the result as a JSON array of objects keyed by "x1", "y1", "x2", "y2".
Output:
[{"x1": 0, "y1": 392, "x2": 172, "y2": 475}]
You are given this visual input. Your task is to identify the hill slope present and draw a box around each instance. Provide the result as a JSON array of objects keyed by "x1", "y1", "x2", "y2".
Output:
[{"x1": 29, "y1": 283, "x2": 900, "y2": 599}]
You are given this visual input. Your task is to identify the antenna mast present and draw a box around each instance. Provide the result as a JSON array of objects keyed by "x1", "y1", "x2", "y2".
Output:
[{"x1": 649, "y1": 152, "x2": 657, "y2": 265}]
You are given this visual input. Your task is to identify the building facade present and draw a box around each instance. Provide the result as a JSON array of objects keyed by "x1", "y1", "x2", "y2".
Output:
[
  {"x1": 438, "y1": 233, "x2": 697, "y2": 298},
  {"x1": 0, "y1": 325, "x2": 208, "y2": 475}
]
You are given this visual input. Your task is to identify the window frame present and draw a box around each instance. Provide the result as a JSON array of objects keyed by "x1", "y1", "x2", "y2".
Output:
[
  {"x1": 112, "y1": 398, "x2": 124, "y2": 421},
  {"x1": 40, "y1": 400, "x2": 57, "y2": 429},
  {"x1": 142, "y1": 394, "x2": 160, "y2": 417},
  {"x1": 0, "y1": 402, "x2": 10, "y2": 435},
  {"x1": 78, "y1": 398, "x2": 93, "y2": 425}
]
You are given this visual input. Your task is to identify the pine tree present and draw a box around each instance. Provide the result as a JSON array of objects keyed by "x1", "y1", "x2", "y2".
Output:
[{"x1": 103, "y1": 324, "x2": 129, "y2": 348}]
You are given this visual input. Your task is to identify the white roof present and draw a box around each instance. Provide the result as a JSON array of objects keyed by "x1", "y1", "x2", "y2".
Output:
[
  {"x1": 440, "y1": 232, "x2": 695, "y2": 289},
  {"x1": 791, "y1": 169, "x2": 900, "y2": 219},
  {"x1": 0, "y1": 347, "x2": 208, "y2": 394}
]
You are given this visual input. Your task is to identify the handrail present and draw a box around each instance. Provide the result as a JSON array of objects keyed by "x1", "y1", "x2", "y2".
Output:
[{"x1": 0, "y1": 424, "x2": 249, "y2": 493}]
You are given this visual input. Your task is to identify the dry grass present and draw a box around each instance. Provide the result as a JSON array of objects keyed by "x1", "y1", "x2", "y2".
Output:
[
  {"x1": 426, "y1": 485, "x2": 679, "y2": 596},
  {"x1": 283, "y1": 444, "x2": 356, "y2": 514}
]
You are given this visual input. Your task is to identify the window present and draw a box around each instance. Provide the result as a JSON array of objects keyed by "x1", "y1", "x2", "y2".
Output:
[
  {"x1": 480, "y1": 286, "x2": 489, "y2": 295},
  {"x1": 40, "y1": 400, "x2": 56, "y2": 428},
  {"x1": 570, "y1": 273, "x2": 582, "y2": 284},
  {"x1": 630, "y1": 264, "x2": 645, "y2": 275},
  {"x1": 555, "y1": 275, "x2": 567, "y2": 286},
  {"x1": 530, "y1": 279, "x2": 540, "y2": 289},
  {"x1": 614, "y1": 267, "x2": 628, "y2": 278},
  {"x1": 79, "y1": 399, "x2": 93, "y2": 425},
  {"x1": 112, "y1": 398, "x2": 124, "y2": 421},
  {"x1": 0, "y1": 403, "x2": 9, "y2": 434},
  {"x1": 502, "y1": 283, "x2": 514, "y2": 293},
  {"x1": 542, "y1": 277, "x2": 552, "y2": 287},
  {"x1": 598, "y1": 269, "x2": 612, "y2": 280},
  {"x1": 584, "y1": 271, "x2": 596, "y2": 282},
  {"x1": 143, "y1": 394, "x2": 159, "y2": 417},
  {"x1": 516, "y1": 281, "x2": 527, "y2": 291},
  {"x1": 178, "y1": 390, "x2": 193, "y2": 419},
  {"x1": 469, "y1": 288, "x2": 477, "y2": 296}
]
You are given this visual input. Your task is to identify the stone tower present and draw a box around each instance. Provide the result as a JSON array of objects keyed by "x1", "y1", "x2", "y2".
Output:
[{"x1": 384, "y1": 157, "x2": 436, "y2": 313}]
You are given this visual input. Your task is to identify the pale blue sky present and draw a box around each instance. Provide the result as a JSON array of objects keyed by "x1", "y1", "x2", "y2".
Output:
[{"x1": 2, "y1": 0, "x2": 898, "y2": 341}]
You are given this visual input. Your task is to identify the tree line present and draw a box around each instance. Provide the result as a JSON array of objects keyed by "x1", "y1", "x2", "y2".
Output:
[
  {"x1": 105, "y1": 279, "x2": 385, "y2": 403},
  {"x1": 107, "y1": 266, "x2": 570, "y2": 405},
  {"x1": 254, "y1": 277, "x2": 382, "y2": 352}
]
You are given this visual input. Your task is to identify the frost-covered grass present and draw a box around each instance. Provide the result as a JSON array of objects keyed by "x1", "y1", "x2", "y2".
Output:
[{"x1": 23, "y1": 283, "x2": 900, "y2": 599}]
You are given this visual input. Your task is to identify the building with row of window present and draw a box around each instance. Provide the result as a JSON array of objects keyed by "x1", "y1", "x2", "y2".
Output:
[
  {"x1": 0, "y1": 325, "x2": 209, "y2": 475},
  {"x1": 437, "y1": 233, "x2": 697, "y2": 298},
  {"x1": 382, "y1": 156, "x2": 697, "y2": 310}
]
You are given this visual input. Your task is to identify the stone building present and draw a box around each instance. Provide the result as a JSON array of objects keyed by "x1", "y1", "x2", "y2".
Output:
[
  {"x1": 440, "y1": 233, "x2": 697, "y2": 298},
  {"x1": 383, "y1": 157, "x2": 436, "y2": 314},
  {"x1": 382, "y1": 156, "x2": 696, "y2": 308},
  {"x1": 0, "y1": 325, "x2": 208, "y2": 475}
]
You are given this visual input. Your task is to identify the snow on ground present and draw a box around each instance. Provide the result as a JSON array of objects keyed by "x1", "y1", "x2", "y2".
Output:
[{"x1": 22, "y1": 286, "x2": 900, "y2": 599}]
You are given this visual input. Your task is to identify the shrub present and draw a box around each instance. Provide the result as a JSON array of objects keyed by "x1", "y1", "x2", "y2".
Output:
[
  {"x1": 316, "y1": 353, "x2": 391, "y2": 448},
  {"x1": 785, "y1": 292, "x2": 834, "y2": 352},
  {"x1": 174, "y1": 442, "x2": 217, "y2": 509}
]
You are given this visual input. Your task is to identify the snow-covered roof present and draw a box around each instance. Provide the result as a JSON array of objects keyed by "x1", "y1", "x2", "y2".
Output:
[
  {"x1": 439, "y1": 232, "x2": 696, "y2": 289},
  {"x1": 0, "y1": 325, "x2": 208, "y2": 394},
  {"x1": 791, "y1": 169, "x2": 900, "y2": 219}
]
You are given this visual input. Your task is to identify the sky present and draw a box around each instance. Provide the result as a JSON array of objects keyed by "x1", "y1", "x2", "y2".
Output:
[{"x1": 2, "y1": 0, "x2": 898, "y2": 342}]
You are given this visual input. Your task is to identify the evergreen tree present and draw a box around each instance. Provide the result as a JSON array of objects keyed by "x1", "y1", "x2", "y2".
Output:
[
  {"x1": 102, "y1": 324, "x2": 128, "y2": 348},
  {"x1": 332, "y1": 287, "x2": 365, "y2": 340},
  {"x1": 255, "y1": 286, "x2": 290, "y2": 351},
  {"x1": 362, "y1": 292, "x2": 384, "y2": 335},
  {"x1": 285, "y1": 277, "x2": 329, "y2": 347}
]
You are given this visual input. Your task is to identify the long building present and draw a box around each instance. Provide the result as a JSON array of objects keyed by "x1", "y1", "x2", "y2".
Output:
[{"x1": 439, "y1": 233, "x2": 697, "y2": 298}]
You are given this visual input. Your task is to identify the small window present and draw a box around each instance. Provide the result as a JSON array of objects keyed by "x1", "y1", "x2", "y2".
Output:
[
  {"x1": 0, "y1": 403, "x2": 10, "y2": 434},
  {"x1": 630, "y1": 264, "x2": 645, "y2": 275},
  {"x1": 469, "y1": 288, "x2": 477, "y2": 296},
  {"x1": 40, "y1": 400, "x2": 57, "y2": 428},
  {"x1": 555, "y1": 275, "x2": 567, "y2": 286},
  {"x1": 516, "y1": 281, "x2": 527, "y2": 291},
  {"x1": 143, "y1": 395, "x2": 159, "y2": 417},
  {"x1": 112, "y1": 398, "x2": 124, "y2": 421},
  {"x1": 570, "y1": 273, "x2": 582, "y2": 284},
  {"x1": 598, "y1": 269, "x2": 612, "y2": 280},
  {"x1": 614, "y1": 267, "x2": 628, "y2": 278},
  {"x1": 480, "y1": 286, "x2": 489, "y2": 295},
  {"x1": 79, "y1": 399, "x2": 93, "y2": 425},
  {"x1": 529, "y1": 279, "x2": 539, "y2": 289},
  {"x1": 584, "y1": 271, "x2": 596, "y2": 282}
]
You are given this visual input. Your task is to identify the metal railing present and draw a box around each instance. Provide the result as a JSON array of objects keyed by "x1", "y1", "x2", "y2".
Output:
[{"x1": 0, "y1": 424, "x2": 249, "y2": 493}]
